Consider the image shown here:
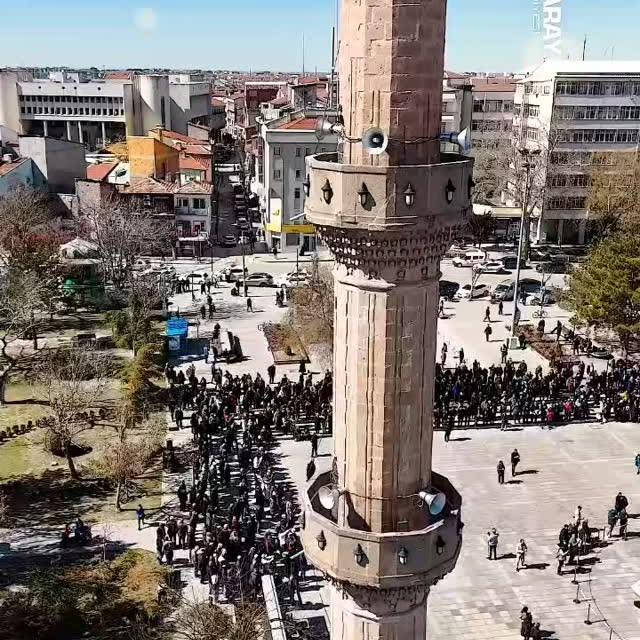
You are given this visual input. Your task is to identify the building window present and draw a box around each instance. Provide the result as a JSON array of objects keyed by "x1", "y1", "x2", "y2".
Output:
[
  {"x1": 273, "y1": 146, "x2": 281, "y2": 156},
  {"x1": 294, "y1": 188, "x2": 301, "y2": 199},
  {"x1": 295, "y1": 169, "x2": 302, "y2": 179},
  {"x1": 193, "y1": 198, "x2": 206, "y2": 209},
  {"x1": 178, "y1": 198, "x2": 189, "y2": 208},
  {"x1": 295, "y1": 147, "x2": 301, "y2": 157},
  {"x1": 273, "y1": 169, "x2": 281, "y2": 180},
  {"x1": 305, "y1": 148, "x2": 310, "y2": 156}
]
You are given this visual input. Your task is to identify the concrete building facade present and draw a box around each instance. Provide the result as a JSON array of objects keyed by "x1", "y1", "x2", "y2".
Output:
[
  {"x1": 0, "y1": 70, "x2": 210, "y2": 150},
  {"x1": 471, "y1": 78, "x2": 516, "y2": 149},
  {"x1": 301, "y1": 1, "x2": 472, "y2": 639},
  {"x1": 252, "y1": 110, "x2": 338, "y2": 253},
  {"x1": 513, "y1": 60, "x2": 640, "y2": 244}
]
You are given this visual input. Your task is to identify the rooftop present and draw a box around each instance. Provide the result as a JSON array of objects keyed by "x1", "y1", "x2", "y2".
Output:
[
  {"x1": 121, "y1": 176, "x2": 175, "y2": 195},
  {"x1": 0, "y1": 157, "x2": 28, "y2": 178},
  {"x1": 472, "y1": 78, "x2": 517, "y2": 93},
  {"x1": 86, "y1": 162, "x2": 117, "y2": 182},
  {"x1": 174, "y1": 181, "x2": 214, "y2": 195},
  {"x1": 275, "y1": 117, "x2": 319, "y2": 131},
  {"x1": 520, "y1": 60, "x2": 640, "y2": 83},
  {"x1": 179, "y1": 155, "x2": 209, "y2": 171}
]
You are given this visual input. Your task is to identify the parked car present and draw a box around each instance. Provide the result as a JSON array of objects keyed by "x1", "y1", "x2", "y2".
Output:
[
  {"x1": 500, "y1": 255, "x2": 520, "y2": 270},
  {"x1": 455, "y1": 283, "x2": 490, "y2": 300},
  {"x1": 527, "y1": 289, "x2": 558, "y2": 306},
  {"x1": 220, "y1": 235, "x2": 237, "y2": 248},
  {"x1": 224, "y1": 266, "x2": 248, "y2": 283},
  {"x1": 452, "y1": 250, "x2": 487, "y2": 268},
  {"x1": 491, "y1": 277, "x2": 541, "y2": 302},
  {"x1": 439, "y1": 280, "x2": 460, "y2": 300},
  {"x1": 529, "y1": 248, "x2": 551, "y2": 262},
  {"x1": 276, "y1": 270, "x2": 309, "y2": 288},
  {"x1": 245, "y1": 272, "x2": 274, "y2": 287},
  {"x1": 479, "y1": 261, "x2": 505, "y2": 274},
  {"x1": 536, "y1": 261, "x2": 570, "y2": 274},
  {"x1": 236, "y1": 217, "x2": 250, "y2": 230}
]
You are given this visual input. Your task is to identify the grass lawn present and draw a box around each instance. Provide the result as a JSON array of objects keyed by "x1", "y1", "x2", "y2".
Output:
[{"x1": 0, "y1": 377, "x2": 167, "y2": 525}]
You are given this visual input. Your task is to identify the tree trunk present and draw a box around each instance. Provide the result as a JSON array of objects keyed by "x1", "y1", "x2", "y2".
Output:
[
  {"x1": 0, "y1": 376, "x2": 6, "y2": 407},
  {"x1": 64, "y1": 443, "x2": 79, "y2": 479},
  {"x1": 115, "y1": 480, "x2": 122, "y2": 511}
]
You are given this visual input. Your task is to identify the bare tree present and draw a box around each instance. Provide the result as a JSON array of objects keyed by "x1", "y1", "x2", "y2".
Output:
[
  {"x1": 0, "y1": 187, "x2": 62, "y2": 273},
  {"x1": 96, "y1": 414, "x2": 165, "y2": 510},
  {"x1": 287, "y1": 255, "x2": 334, "y2": 348},
  {"x1": 586, "y1": 151, "x2": 640, "y2": 238},
  {"x1": 0, "y1": 269, "x2": 50, "y2": 404},
  {"x1": 80, "y1": 195, "x2": 174, "y2": 288},
  {"x1": 34, "y1": 348, "x2": 112, "y2": 479},
  {"x1": 171, "y1": 596, "x2": 266, "y2": 640}
]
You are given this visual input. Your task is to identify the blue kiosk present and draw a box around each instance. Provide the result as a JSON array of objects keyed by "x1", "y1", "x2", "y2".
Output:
[{"x1": 166, "y1": 317, "x2": 189, "y2": 355}]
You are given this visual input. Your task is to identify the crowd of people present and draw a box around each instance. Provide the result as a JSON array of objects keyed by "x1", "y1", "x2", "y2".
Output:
[
  {"x1": 151, "y1": 360, "x2": 333, "y2": 607},
  {"x1": 434, "y1": 356, "x2": 640, "y2": 431}
]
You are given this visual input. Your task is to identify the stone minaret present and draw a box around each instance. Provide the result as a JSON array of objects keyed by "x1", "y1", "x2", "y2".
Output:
[{"x1": 301, "y1": 1, "x2": 473, "y2": 639}]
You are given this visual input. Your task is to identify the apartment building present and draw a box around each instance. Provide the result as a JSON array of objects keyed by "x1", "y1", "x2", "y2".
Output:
[
  {"x1": 0, "y1": 70, "x2": 210, "y2": 150},
  {"x1": 251, "y1": 109, "x2": 338, "y2": 253},
  {"x1": 471, "y1": 77, "x2": 516, "y2": 148},
  {"x1": 513, "y1": 60, "x2": 640, "y2": 244}
]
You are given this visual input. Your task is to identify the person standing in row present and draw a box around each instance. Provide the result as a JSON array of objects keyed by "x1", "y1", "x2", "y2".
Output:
[
  {"x1": 497, "y1": 460, "x2": 505, "y2": 484},
  {"x1": 516, "y1": 538, "x2": 528, "y2": 572},
  {"x1": 511, "y1": 448, "x2": 521, "y2": 477},
  {"x1": 487, "y1": 528, "x2": 499, "y2": 560}
]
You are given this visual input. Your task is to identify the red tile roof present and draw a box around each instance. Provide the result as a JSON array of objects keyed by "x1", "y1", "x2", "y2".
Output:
[
  {"x1": 472, "y1": 78, "x2": 517, "y2": 93},
  {"x1": 179, "y1": 155, "x2": 209, "y2": 171},
  {"x1": 156, "y1": 129, "x2": 202, "y2": 145},
  {"x1": 121, "y1": 177, "x2": 175, "y2": 195},
  {"x1": 174, "y1": 181, "x2": 214, "y2": 195},
  {"x1": 184, "y1": 144, "x2": 211, "y2": 156},
  {"x1": 0, "y1": 157, "x2": 28, "y2": 178},
  {"x1": 87, "y1": 162, "x2": 117, "y2": 182},
  {"x1": 104, "y1": 71, "x2": 132, "y2": 81},
  {"x1": 277, "y1": 117, "x2": 319, "y2": 131}
]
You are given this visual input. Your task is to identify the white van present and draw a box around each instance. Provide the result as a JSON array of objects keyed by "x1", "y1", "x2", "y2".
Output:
[{"x1": 452, "y1": 250, "x2": 487, "y2": 268}]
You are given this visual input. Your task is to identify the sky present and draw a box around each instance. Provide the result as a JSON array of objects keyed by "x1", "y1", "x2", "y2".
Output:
[{"x1": 1, "y1": 0, "x2": 639, "y2": 73}]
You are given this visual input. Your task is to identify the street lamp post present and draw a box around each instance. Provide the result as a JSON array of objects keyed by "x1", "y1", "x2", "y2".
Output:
[{"x1": 511, "y1": 147, "x2": 541, "y2": 341}]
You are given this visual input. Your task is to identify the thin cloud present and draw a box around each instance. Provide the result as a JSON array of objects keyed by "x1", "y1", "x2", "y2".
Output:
[{"x1": 133, "y1": 8, "x2": 158, "y2": 33}]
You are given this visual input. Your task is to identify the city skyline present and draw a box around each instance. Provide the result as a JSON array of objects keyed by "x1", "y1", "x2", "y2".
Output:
[{"x1": 1, "y1": 0, "x2": 639, "y2": 74}]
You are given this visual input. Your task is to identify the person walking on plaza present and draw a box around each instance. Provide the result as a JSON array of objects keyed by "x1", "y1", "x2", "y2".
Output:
[
  {"x1": 440, "y1": 343, "x2": 447, "y2": 367},
  {"x1": 615, "y1": 491, "x2": 629, "y2": 512},
  {"x1": 267, "y1": 364, "x2": 276, "y2": 385},
  {"x1": 306, "y1": 458, "x2": 316, "y2": 481},
  {"x1": 458, "y1": 347, "x2": 464, "y2": 364},
  {"x1": 516, "y1": 538, "x2": 528, "y2": 572},
  {"x1": 177, "y1": 480, "x2": 188, "y2": 511},
  {"x1": 500, "y1": 342, "x2": 508, "y2": 364},
  {"x1": 444, "y1": 421, "x2": 452, "y2": 443},
  {"x1": 310, "y1": 432, "x2": 319, "y2": 458},
  {"x1": 439, "y1": 298, "x2": 445, "y2": 318},
  {"x1": 174, "y1": 406, "x2": 183, "y2": 429},
  {"x1": 487, "y1": 528, "x2": 499, "y2": 560},
  {"x1": 484, "y1": 324, "x2": 492, "y2": 342},
  {"x1": 556, "y1": 546, "x2": 567, "y2": 575},
  {"x1": 635, "y1": 452, "x2": 640, "y2": 474},
  {"x1": 520, "y1": 607, "x2": 533, "y2": 640},
  {"x1": 136, "y1": 504, "x2": 145, "y2": 530},
  {"x1": 511, "y1": 448, "x2": 521, "y2": 477},
  {"x1": 484, "y1": 306, "x2": 491, "y2": 322},
  {"x1": 498, "y1": 300, "x2": 504, "y2": 315},
  {"x1": 497, "y1": 460, "x2": 505, "y2": 484},
  {"x1": 246, "y1": 297, "x2": 253, "y2": 312}
]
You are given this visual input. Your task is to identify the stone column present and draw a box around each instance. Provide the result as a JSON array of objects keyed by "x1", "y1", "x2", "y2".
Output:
[
  {"x1": 332, "y1": 267, "x2": 440, "y2": 532},
  {"x1": 43, "y1": 120, "x2": 48, "y2": 137},
  {"x1": 78, "y1": 121, "x2": 84, "y2": 144},
  {"x1": 577, "y1": 218, "x2": 586, "y2": 245},
  {"x1": 101, "y1": 121, "x2": 107, "y2": 145},
  {"x1": 66, "y1": 120, "x2": 72, "y2": 141},
  {"x1": 557, "y1": 219, "x2": 564, "y2": 245}
]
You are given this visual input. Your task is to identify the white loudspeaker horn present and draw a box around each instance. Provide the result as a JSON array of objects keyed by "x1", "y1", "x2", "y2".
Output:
[
  {"x1": 362, "y1": 127, "x2": 389, "y2": 155},
  {"x1": 318, "y1": 486, "x2": 339, "y2": 510},
  {"x1": 315, "y1": 118, "x2": 333, "y2": 141},
  {"x1": 440, "y1": 128, "x2": 471, "y2": 153},
  {"x1": 418, "y1": 490, "x2": 446, "y2": 516}
]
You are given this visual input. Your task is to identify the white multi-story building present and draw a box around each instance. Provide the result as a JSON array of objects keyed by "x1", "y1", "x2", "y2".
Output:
[
  {"x1": 0, "y1": 70, "x2": 210, "y2": 150},
  {"x1": 471, "y1": 77, "x2": 516, "y2": 148},
  {"x1": 513, "y1": 60, "x2": 640, "y2": 244},
  {"x1": 251, "y1": 109, "x2": 338, "y2": 253}
]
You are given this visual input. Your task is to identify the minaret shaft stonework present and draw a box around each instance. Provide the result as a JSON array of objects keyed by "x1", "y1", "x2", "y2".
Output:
[{"x1": 301, "y1": 1, "x2": 473, "y2": 638}]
